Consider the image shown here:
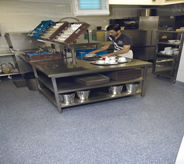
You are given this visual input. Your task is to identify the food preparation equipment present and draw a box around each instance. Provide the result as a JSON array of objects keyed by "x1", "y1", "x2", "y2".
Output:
[
  {"x1": 4, "y1": 32, "x2": 46, "y2": 74},
  {"x1": 5, "y1": 32, "x2": 45, "y2": 51},
  {"x1": 24, "y1": 56, "x2": 151, "y2": 113}
]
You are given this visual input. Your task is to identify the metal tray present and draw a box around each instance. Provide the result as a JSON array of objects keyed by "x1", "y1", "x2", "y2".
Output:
[
  {"x1": 23, "y1": 51, "x2": 61, "y2": 62},
  {"x1": 82, "y1": 56, "x2": 101, "y2": 61},
  {"x1": 90, "y1": 60, "x2": 130, "y2": 66},
  {"x1": 28, "y1": 20, "x2": 55, "y2": 38},
  {"x1": 105, "y1": 68, "x2": 142, "y2": 81},
  {"x1": 75, "y1": 74, "x2": 110, "y2": 86}
]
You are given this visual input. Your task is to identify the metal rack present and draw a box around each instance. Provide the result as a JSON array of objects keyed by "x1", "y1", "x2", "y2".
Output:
[
  {"x1": 0, "y1": 51, "x2": 20, "y2": 78},
  {"x1": 25, "y1": 56, "x2": 151, "y2": 113},
  {"x1": 152, "y1": 31, "x2": 184, "y2": 82}
]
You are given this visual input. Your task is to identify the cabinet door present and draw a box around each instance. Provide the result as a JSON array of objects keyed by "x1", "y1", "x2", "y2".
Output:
[{"x1": 109, "y1": 0, "x2": 164, "y2": 5}]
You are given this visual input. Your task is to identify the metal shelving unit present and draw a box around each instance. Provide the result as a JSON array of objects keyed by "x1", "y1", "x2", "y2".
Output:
[
  {"x1": 0, "y1": 51, "x2": 20, "y2": 77},
  {"x1": 27, "y1": 57, "x2": 151, "y2": 113},
  {"x1": 153, "y1": 31, "x2": 184, "y2": 82}
]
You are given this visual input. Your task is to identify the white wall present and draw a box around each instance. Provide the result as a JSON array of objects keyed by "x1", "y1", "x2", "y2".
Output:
[
  {"x1": 0, "y1": 0, "x2": 142, "y2": 51},
  {"x1": 0, "y1": 0, "x2": 73, "y2": 50},
  {"x1": 0, "y1": 0, "x2": 184, "y2": 82},
  {"x1": 176, "y1": 41, "x2": 184, "y2": 83},
  {"x1": 1, "y1": 0, "x2": 184, "y2": 51}
]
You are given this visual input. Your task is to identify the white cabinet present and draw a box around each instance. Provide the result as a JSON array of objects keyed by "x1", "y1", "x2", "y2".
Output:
[
  {"x1": 109, "y1": 0, "x2": 183, "y2": 5},
  {"x1": 109, "y1": 0, "x2": 164, "y2": 5}
]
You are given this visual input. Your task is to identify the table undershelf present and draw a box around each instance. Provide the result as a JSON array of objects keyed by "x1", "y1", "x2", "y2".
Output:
[
  {"x1": 36, "y1": 74, "x2": 143, "y2": 94},
  {"x1": 39, "y1": 86, "x2": 142, "y2": 108}
]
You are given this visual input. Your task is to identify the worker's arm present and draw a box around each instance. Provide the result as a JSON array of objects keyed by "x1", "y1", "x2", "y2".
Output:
[
  {"x1": 88, "y1": 44, "x2": 111, "y2": 54},
  {"x1": 101, "y1": 45, "x2": 131, "y2": 57}
]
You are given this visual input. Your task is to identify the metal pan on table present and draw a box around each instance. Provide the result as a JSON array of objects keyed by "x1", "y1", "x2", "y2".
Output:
[{"x1": 90, "y1": 58, "x2": 131, "y2": 66}]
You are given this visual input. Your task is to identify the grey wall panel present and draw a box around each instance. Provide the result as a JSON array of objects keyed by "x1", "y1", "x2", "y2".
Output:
[{"x1": 133, "y1": 47, "x2": 152, "y2": 61}]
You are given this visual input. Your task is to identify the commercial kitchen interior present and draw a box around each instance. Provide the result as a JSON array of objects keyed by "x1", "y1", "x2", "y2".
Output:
[{"x1": 1, "y1": 0, "x2": 184, "y2": 163}]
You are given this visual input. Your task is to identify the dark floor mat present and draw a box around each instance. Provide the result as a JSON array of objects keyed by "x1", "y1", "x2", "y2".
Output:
[{"x1": 13, "y1": 79, "x2": 27, "y2": 88}]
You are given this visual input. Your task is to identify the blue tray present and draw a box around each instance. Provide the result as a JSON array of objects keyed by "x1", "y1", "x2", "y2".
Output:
[
  {"x1": 28, "y1": 20, "x2": 55, "y2": 38},
  {"x1": 76, "y1": 48, "x2": 107, "y2": 57}
]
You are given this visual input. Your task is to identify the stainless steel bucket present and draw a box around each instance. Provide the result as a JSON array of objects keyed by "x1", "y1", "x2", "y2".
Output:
[
  {"x1": 77, "y1": 90, "x2": 90, "y2": 101},
  {"x1": 108, "y1": 85, "x2": 123, "y2": 95},
  {"x1": 126, "y1": 84, "x2": 139, "y2": 93},
  {"x1": 61, "y1": 93, "x2": 75, "y2": 104}
]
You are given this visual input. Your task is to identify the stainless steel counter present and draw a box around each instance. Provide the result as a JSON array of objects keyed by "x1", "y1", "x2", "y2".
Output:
[
  {"x1": 30, "y1": 58, "x2": 151, "y2": 78},
  {"x1": 22, "y1": 57, "x2": 152, "y2": 113}
]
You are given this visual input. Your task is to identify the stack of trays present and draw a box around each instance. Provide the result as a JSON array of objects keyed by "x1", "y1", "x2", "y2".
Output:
[
  {"x1": 40, "y1": 21, "x2": 90, "y2": 45},
  {"x1": 105, "y1": 68, "x2": 142, "y2": 81},
  {"x1": 75, "y1": 74, "x2": 110, "y2": 86},
  {"x1": 23, "y1": 51, "x2": 61, "y2": 62},
  {"x1": 52, "y1": 22, "x2": 90, "y2": 44},
  {"x1": 40, "y1": 22, "x2": 70, "y2": 40},
  {"x1": 28, "y1": 20, "x2": 55, "y2": 38}
]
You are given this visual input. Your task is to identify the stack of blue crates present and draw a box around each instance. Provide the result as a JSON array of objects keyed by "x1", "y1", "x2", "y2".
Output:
[
  {"x1": 76, "y1": 48, "x2": 108, "y2": 59},
  {"x1": 28, "y1": 20, "x2": 55, "y2": 38}
]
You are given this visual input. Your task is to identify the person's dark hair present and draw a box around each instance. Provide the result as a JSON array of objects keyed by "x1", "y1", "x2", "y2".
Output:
[{"x1": 106, "y1": 24, "x2": 121, "y2": 32}]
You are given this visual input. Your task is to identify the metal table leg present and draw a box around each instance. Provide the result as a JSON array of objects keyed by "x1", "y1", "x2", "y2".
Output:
[
  {"x1": 51, "y1": 77, "x2": 62, "y2": 113},
  {"x1": 32, "y1": 66, "x2": 40, "y2": 90},
  {"x1": 141, "y1": 66, "x2": 148, "y2": 97}
]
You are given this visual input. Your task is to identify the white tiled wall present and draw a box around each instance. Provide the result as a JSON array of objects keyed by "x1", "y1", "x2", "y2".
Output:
[
  {"x1": 0, "y1": 0, "x2": 74, "y2": 50},
  {"x1": 0, "y1": 1, "x2": 149, "y2": 51},
  {"x1": 1, "y1": 0, "x2": 184, "y2": 50},
  {"x1": 1, "y1": 1, "x2": 184, "y2": 83},
  {"x1": 0, "y1": 1, "x2": 183, "y2": 82}
]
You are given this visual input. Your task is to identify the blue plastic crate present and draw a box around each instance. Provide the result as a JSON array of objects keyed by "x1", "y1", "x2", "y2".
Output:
[
  {"x1": 28, "y1": 20, "x2": 55, "y2": 38},
  {"x1": 76, "y1": 48, "x2": 107, "y2": 57},
  {"x1": 96, "y1": 51, "x2": 108, "y2": 55}
]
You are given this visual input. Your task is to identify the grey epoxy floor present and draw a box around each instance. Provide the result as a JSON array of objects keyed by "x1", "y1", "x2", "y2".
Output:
[{"x1": 0, "y1": 69, "x2": 184, "y2": 164}]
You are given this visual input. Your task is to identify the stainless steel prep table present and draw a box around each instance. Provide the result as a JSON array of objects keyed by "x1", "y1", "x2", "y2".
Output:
[{"x1": 22, "y1": 56, "x2": 152, "y2": 113}]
